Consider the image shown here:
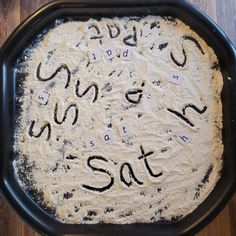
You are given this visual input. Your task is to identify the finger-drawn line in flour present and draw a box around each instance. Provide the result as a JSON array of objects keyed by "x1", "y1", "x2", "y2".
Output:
[
  {"x1": 36, "y1": 62, "x2": 71, "y2": 89},
  {"x1": 123, "y1": 26, "x2": 137, "y2": 47},
  {"x1": 82, "y1": 156, "x2": 114, "y2": 193},
  {"x1": 66, "y1": 155, "x2": 78, "y2": 160},
  {"x1": 117, "y1": 70, "x2": 123, "y2": 77},
  {"x1": 194, "y1": 164, "x2": 214, "y2": 200},
  {"x1": 138, "y1": 146, "x2": 163, "y2": 178},
  {"x1": 120, "y1": 162, "x2": 143, "y2": 187},
  {"x1": 182, "y1": 104, "x2": 207, "y2": 115},
  {"x1": 88, "y1": 24, "x2": 103, "y2": 40},
  {"x1": 138, "y1": 145, "x2": 154, "y2": 160},
  {"x1": 45, "y1": 49, "x2": 56, "y2": 64},
  {"x1": 159, "y1": 43, "x2": 168, "y2": 51},
  {"x1": 107, "y1": 24, "x2": 120, "y2": 38},
  {"x1": 75, "y1": 80, "x2": 99, "y2": 103},
  {"x1": 125, "y1": 89, "x2": 143, "y2": 104},
  {"x1": 54, "y1": 103, "x2": 79, "y2": 125},
  {"x1": 183, "y1": 35, "x2": 205, "y2": 55},
  {"x1": 28, "y1": 120, "x2": 51, "y2": 141},
  {"x1": 167, "y1": 108, "x2": 194, "y2": 127},
  {"x1": 170, "y1": 46, "x2": 187, "y2": 67},
  {"x1": 150, "y1": 21, "x2": 160, "y2": 29},
  {"x1": 167, "y1": 104, "x2": 207, "y2": 127},
  {"x1": 75, "y1": 33, "x2": 84, "y2": 47},
  {"x1": 108, "y1": 70, "x2": 116, "y2": 77}
]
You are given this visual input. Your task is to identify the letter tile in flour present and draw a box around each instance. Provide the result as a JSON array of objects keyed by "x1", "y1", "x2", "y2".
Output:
[
  {"x1": 88, "y1": 48, "x2": 101, "y2": 63},
  {"x1": 120, "y1": 48, "x2": 132, "y2": 61},
  {"x1": 85, "y1": 137, "x2": 98, "y2": 149},
  {"x1": 100, "y1": 130, "x2": 114, "y2": 144},
  {"x1": 35, "y1": 90, "x2": 50, "y2": 105},
  {"x1": 176, "y1": 132, "x2": 192, "y2": 145},
  {"x1": 104, "y1": 46, "x2": 117, "y2": 60},
  {"x1": 118, "y1": 124, "x2": 132, "y2": 136}
]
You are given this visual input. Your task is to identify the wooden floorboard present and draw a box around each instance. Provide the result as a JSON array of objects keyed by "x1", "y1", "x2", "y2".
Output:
[
  {"x1": 0, "y1": 0, "x2": 235, "y2": 235},
  {"x1": 0, "y1": 0, "x2": 20, "y2": 46},
  {"x1": 216, "y1": 0, "x2": 236, "y2": 45}
]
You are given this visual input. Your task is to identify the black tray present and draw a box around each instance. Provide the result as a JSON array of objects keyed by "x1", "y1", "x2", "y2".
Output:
[{"x1": 0, "y1": 0, "x2": 236, "y2": 235}]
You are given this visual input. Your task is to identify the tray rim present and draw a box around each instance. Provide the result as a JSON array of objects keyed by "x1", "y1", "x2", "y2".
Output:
[{"x1": 0, "y1": 0, "x2": 236, "y2": 236}]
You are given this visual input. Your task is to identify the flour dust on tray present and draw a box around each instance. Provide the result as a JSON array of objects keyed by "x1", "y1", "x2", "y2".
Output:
[{"x1": 13, "y1": 16, "x2": 224, "y2": 224}]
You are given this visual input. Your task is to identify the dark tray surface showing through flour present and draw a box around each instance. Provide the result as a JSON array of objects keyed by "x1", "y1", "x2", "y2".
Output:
[{"x1": 0, "y1": 0, "x2": 236, "y2": 235}]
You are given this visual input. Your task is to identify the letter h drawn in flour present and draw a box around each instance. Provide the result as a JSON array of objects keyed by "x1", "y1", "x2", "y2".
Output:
[{"x1": 167, "y1": 104, "x2": 207, "y2": 127}]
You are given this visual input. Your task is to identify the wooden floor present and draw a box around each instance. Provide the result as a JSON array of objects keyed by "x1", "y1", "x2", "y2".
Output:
[{"x1": 0, "y1": 0, "x2": 236, "y2": 235}]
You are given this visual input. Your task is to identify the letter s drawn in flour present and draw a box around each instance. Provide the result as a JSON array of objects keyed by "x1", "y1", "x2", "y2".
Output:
[
  {"x1": 82, "y1": 156, "x2": 114, "y2": 192},
  {"x1": 36, "y1": 62, "x2": 71, "y2": 89},
  {"x1": 28, "y1": 120, "x2": 51, "y2": 141}
]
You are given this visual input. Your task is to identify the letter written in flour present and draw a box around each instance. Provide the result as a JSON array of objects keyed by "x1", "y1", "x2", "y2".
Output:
[
  {"x1": 53, "y1": 103, "x2": 79, "y2": 126},
  {"x1": 120, "y1": 162, "x2": 143, "y2": 187},
  {"x1": 75, "y1": 80, "x2": 99, "y2": 103},
  {"x1": 82, "y1": 156, "x2": 114, "y2": 192},
  {"x1": 138, "y1": 145, "x2": 163, "y2": 178},
  {"x1": 167, "y1": 104, "x2": 207, "y2": 127},
  {"x1": 36, "y1": 62, "x2": 71, "y2": 89},
  {"x1": 28, "y1": 121, "x2": 51, "y2": 141}
]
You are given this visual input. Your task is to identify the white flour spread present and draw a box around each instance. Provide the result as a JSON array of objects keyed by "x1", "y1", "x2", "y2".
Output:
[{"x1": 13, "y1": 16, "x2": 224, "y2": 224}]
